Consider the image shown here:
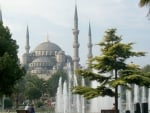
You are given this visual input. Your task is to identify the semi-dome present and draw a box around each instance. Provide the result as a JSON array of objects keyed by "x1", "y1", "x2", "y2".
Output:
[
  {"x1": 29, "y1": 57, "x2": 56, "y2": 67},
  {"x1": 33, "y1": 57, "x2": 55, "y2": 63},
  {"x1": 34, "y1": 41, "x2": 61, "y2": 51}
]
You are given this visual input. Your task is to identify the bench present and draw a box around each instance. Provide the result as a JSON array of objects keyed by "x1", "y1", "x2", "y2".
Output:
[
  {"x1": 16, "y1": 110, "x2": 29, "y2": 113},
  {"x1": 101, "y1": 109, "x2": 119, "y2": 113}
]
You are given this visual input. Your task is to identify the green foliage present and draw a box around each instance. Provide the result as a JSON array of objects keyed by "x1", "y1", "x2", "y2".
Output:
[
  {"x1": 119, "y1": 64, "x2": 150, "y2": 87},
  {"x1": 142, "y1": 64, "x2": 150, "y2": 72},
  {"x1": 0, "y1": 23, "x2": 26, "y2": 96},
  {"x1": 4, "y1": 98, "x2": 13, "y2": 109},
  {"x1": 139, "y1": 0, "x2": 150, "y2": 7},
  {"x1": 47, "y1": 70, "x2": 68, "y2": 97},
  {"x1": 25, "y1": 87, "x2": 42, "y2": 100},
  {"x1": 24, "y1": 74, "x2": 44, "y2": 100},
  {"x1": 35, "y1": 100, "x2": 44, "y2": 108},
  {"x1": 76, "y1": 70, "x2": 110, "y2": 82},
  {"x1": 10, "y1": 70, "x2": 68, "y2": 106},
  {"x1": 109, "y1": 79, "x2": 130, "y2": 89},
  {"x1": 139, "y1": 0, "x2": 150, "y2": 18},
  {"x1": 73, "y1": 86, "x2": 115, "y2": 99}
]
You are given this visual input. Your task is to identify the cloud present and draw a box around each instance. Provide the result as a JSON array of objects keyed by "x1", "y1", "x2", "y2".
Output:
[{"x1": 0, "y1": 0, "x2": 150, "y2": 66}]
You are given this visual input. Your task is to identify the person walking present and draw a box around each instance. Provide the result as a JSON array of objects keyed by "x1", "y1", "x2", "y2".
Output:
[{"x1": 28, "y1": 104, "x2": 35, "y2": 113}]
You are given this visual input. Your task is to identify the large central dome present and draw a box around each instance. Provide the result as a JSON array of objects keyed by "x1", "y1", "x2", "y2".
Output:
[{"x1": 34, "y1": 41, "x2": 61, "y2": 51}]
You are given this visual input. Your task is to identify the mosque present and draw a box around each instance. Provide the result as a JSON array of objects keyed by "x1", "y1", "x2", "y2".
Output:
[
  {"x1": 21, "y1": 25, "x2": 74, "y2": 79},
  {"x1": 13, "y1": 6, "x2": 93, "y2": 79}
]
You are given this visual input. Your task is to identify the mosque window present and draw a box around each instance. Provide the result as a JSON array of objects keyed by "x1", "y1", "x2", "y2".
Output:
[
  {"x1": 36, "y1": 51, "x2": 38, "y2": 56},
  {"x1": 40, "y1": 51, "x2": 42, "y2": 56},
  {"x1": 36, "y1": 52, "x2": 38, "y2": 56},
  {"x1": 42, "y1": 51, "x2": 44, "y2": 56},
  {"x1": 43, "y1": 62, "x2": 45, "y2": 67},
  {"x1": 35, "y1": 62, "x2": 37, "y2": 66},
  {"x1": 36, "y1": 51, "x2": 39, "y2": 56},
  {"x1": 46, "y1": 51, "x2": 48, "y2": 55}
]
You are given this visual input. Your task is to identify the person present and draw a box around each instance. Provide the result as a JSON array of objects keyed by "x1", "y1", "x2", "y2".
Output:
[
  {"x1": 28, "y1": 104, "x2": 35, "y2": 113},
  {"x1": 7, "y1": 109, "x2": 10, "y2": 113},
  {"x1": 25, "y1": 104, "x2": 30, "y2": 110},
  {"x1": 112, "y1": 103, "x2": 116, "y2": 110}
]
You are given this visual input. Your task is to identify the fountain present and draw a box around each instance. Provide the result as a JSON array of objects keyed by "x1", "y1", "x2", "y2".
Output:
[
  {"x1": 81, "y1": 78, "x2": 85, "y2": 113},
  {"x1": 126, "y1": 86, "x2": 132, "y2": 113},
  {"x1": 55, "y1": 63, "x2": 83, "y2": 113},
  {"x1": 141, "y1": 86, "x2": 147, "y2": 103},
  {"x1": 89, "y1": 80, "x2": 114, "y2": 113},
  {"x1": 55, "y1": 63, "x2": 150, "y2": 113},
  {"x1": 55, "y1": 77, "x2": 63, "y2": 113},
  {"x1": 63, "y1": 81, "x2": 68, "y2": 113}
]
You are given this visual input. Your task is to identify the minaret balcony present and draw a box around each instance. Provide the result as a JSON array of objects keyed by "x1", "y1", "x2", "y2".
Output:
[
  {"x1": 73, "y1": 43, "x2": 80, "y2": 48},
  {"x1": 87, "y1": 43, "x2": 93, "y2": 47},
  {"x1": 72, "y1": 29, "x2": 79, "y2": 34},
  {"x1": 73, "y1": 57, "x2": 80, "y2": 62}
]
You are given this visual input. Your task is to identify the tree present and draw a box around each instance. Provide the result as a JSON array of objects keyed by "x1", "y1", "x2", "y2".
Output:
[
  {"x1": 0, "y1": 22, "x2": 25, "y2": 96},
  {"x1": 25, "y1": 87, "x2": 42, "y2": 101},
  {"x1": 139, "y1": 0, "x2": 150, "y2": 7},
  {"x1": 12, "y1": 79, "x2": 26, "y2": 108},
  {"x1": 139, "y1": 0, "x2": 150, "y2": 17},
  {"x1": 24, "y1": 75, "x2": 44, "y2": 101},
  {"x1": 73, "y1": 28, "x2": 150, "y2": 112},
  {"x1": 142, "y1": 64, "x2": 150, "y2": 72},
  {"x1": 47, "y1": 70, "x2": 68, "y2": 97},
  {"x1": 4, "y1": 97, "x2": 13, "y2": 109}
]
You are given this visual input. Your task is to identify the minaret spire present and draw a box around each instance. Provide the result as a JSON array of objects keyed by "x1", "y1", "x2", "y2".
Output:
[
  {"x1": 87, "y1": 22, "x2": 93, "y2": 59},
  {"x1": 73, "y1": 4, "x2": 80, "y2": 73},
  {"x1": 45, "y1": 33, "x2": 50, "y2": 42},
  {"x1": 25, "y1": 25, "x2": 30, "y2": 54},
  {"x1": 74, "y1": 4, "x2": 78, "y2": 29},
  {"x1": 0, "y1": 6, "x2": 3, "y2": 23}
]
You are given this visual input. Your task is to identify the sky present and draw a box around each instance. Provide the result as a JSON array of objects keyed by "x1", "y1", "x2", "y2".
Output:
[{"x1": 0, "y1": 0, "x2": 150, "y2": 67}]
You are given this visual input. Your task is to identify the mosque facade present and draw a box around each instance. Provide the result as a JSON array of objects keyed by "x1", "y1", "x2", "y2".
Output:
[{"x1": 21, "y1": 29, "x2": 73, "y2": 79}]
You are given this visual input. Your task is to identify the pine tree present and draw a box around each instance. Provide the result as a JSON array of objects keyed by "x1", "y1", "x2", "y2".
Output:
[{"x1": 73, "y1": 28, "x2": 150, "y2": 112}]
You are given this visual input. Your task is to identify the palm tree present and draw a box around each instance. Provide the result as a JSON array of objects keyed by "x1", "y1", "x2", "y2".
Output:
[
  {"x1": 139, "y1": 0, "x2": 150, "y2": 7},
  {"x1": 139, "y1": 0, "x2": 150, "y2": 17}
]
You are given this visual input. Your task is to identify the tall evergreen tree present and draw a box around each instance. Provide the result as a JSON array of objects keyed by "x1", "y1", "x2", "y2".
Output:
[
  {"x1": 0, "y1": 22, "x2": 25, "y2": 96},
  {"x1": 73, "y1": 28, "x2": 150, "y2": 113}
]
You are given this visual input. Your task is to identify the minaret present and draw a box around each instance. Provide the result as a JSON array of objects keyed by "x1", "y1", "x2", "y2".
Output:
[
  {"x1": 72, "y1": 5, "x2": 80, "y2": 73},
  {"x1": 87, "y1": 23, "x2": 93, "y2": 59},
  {"x1": 25, "y1": 26, "x2": 30, "y2": 54},
  {"x1": 0, "y1": 6, "x2": 3, "y2": 23}
]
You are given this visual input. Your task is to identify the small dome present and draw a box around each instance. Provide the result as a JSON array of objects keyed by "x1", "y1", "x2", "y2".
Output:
[{"x1": 34, "y1": 41, "x2": 61, "y2": 51}]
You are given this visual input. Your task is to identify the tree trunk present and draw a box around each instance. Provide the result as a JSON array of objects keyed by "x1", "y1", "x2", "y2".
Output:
[{"x1": 115, "y1": 69, "x2": 118, "y2": 113}]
